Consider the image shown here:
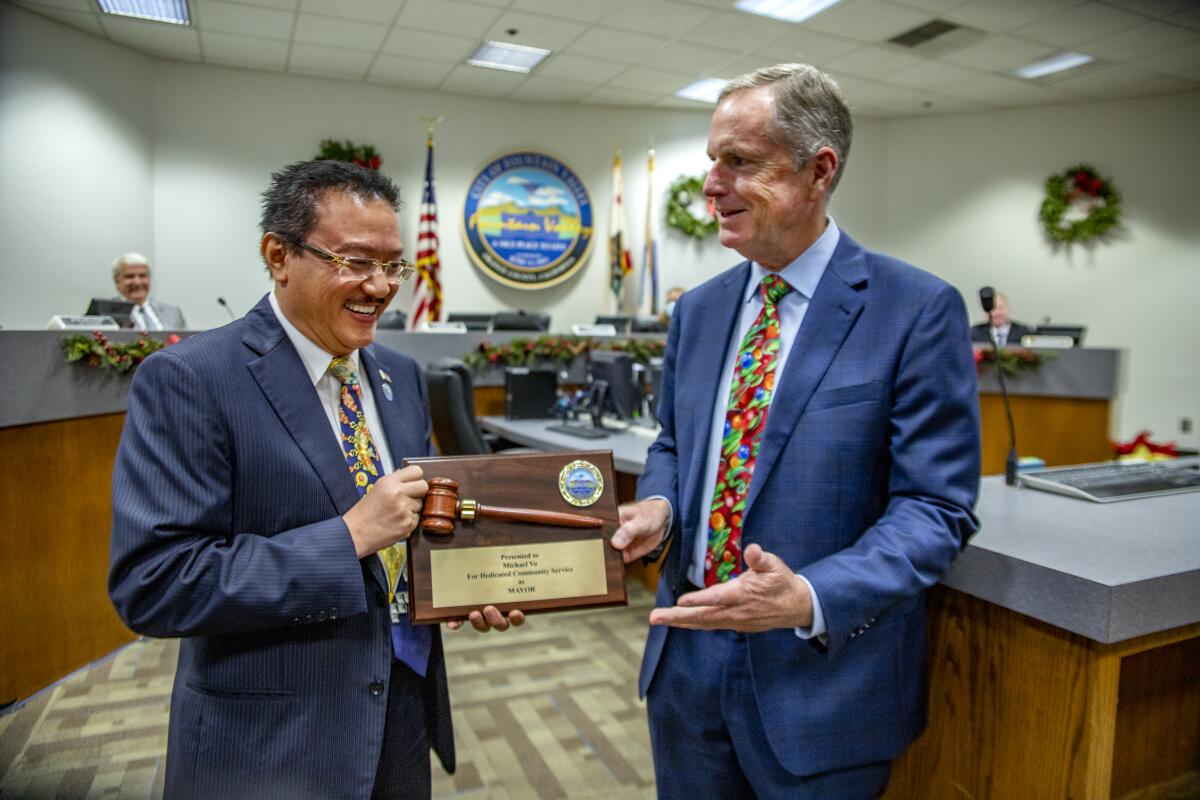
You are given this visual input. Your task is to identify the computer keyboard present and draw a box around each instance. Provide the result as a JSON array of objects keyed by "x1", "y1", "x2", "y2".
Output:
[{"x1": 1019, "y1": 459, "x2": 1200, "y2": 503}]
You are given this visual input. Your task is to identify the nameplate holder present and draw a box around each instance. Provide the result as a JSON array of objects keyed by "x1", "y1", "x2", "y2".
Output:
[
  {"x1": 419, "y1": 321, "x2": 469, "y2": 334},
  {"x1": 1020, "y1": 335, "x2": 1074, "y2": 349},
  {"x1": 46, "y1": 315, "x2": 119, "y2": 331},
  {"x1": 571, "y1": 324, "x2": 618, "y2": 337}
]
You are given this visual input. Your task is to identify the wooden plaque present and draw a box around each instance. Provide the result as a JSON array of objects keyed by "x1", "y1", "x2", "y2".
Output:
[{"x1": 402, "y1": 450, "x2": 627, "y2": 623}]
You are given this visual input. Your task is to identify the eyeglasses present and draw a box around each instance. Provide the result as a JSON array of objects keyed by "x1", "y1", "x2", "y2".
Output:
[{"x1": 276, "y1": 233, "x2": 415, "y2": 285}]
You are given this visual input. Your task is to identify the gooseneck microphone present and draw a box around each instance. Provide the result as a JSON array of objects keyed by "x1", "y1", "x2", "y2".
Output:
[
  {"x1": 217, "y1": 297, "x2": 236, "y2": 321},
  {"x1": 979, "y1": 286, "x2": 1018, "y2": 486}
]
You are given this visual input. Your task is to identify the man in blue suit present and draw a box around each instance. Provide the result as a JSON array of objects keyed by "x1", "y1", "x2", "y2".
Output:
[
  {"x1": 612, "y1": 64, "x2": 981, "y2": 798},
  {"x1": 109, "y1": 161, "x2": 521, "y2": 800}
]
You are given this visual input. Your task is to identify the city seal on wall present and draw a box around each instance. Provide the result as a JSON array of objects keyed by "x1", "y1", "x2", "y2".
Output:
[{"x1": 462, "y1": 152, "x2": 594, "y2": 290}]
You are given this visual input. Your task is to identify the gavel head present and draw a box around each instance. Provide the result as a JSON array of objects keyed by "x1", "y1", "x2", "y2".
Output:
[{"x1": 421, "y1": 477, "x2": 459, "y2": 535}]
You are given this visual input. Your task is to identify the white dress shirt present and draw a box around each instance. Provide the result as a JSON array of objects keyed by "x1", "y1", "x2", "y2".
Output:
[
  {"x1": 131, "y1": 302, "x2": 163, "y2": 331},
  {"x1": 686, "y1": 219, "x2": 841, "y2": 639},
  {"x1": 268, "y1": 291, "x2": 395, "y2": 475}
]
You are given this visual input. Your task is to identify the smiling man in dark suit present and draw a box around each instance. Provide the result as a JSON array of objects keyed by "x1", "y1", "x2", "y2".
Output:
[
  {"x1": 612, "y1": 64, "x2": 981, "y2": 799},
  {"x1": 109, "y1": 160, "x2": 521, "y2": 800}
]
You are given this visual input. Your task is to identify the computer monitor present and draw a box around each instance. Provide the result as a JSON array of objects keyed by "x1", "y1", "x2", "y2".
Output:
[
  {"x1": 648, "y1": 357, "x2": 664, "y2": 418},
  {"x1": 588, "y1": 350, "x2": 640, "y2": 420},
  {"x1": 492, "y1": 311, "x2": 550, "y2": 332},
  {"x1": 85, "y1": 299, "x2": 134, "y2": 328},
  {"x1": 594, "y1": 315, "x2": 632, "y2": 333},
  {"x1": 1034, "y1": 325, "x2": 1086, "y2": 346},
  {"x1": 631, "y1": 316, "x2": 668, "y2": 333},
  {"x1": 446, "y1": 312, "x2": 494, "y2": 332}
]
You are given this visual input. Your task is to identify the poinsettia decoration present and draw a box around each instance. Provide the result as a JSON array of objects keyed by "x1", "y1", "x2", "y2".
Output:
[
  {"x1": 315, "y1": 139, "x2": 382, "y2": 170},
  {"x1": 1111, "y1": 431, "x2": 1178, "y2": 461}
]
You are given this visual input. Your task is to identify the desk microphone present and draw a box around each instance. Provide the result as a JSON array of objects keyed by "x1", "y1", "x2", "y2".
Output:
[
  {"x1": 980, "y1": 286, "x2": 1018, "y2": 486},
  {"x1": 217, "y1": 297, "x2": 236, "y2": 321}
]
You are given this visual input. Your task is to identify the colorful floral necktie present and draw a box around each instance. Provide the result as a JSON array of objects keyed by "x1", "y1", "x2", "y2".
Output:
[
  {"x1": 329, "y1": 356, "x2": 430, "y2": 675},
  {"x1": 704, "y1": 274, "x2": 792, "y2": 586}
]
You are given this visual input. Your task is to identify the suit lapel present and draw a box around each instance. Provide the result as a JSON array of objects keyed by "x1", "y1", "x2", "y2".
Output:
[
  {"x1": 243, "y1": 297, "x2": 362, "y2": 518},
  {"x1": 743, "y1": 236, "x2": 868, "y2": 514},
  {"x1": 678, "y1": 264, "x2": 751, "y2": 547}
]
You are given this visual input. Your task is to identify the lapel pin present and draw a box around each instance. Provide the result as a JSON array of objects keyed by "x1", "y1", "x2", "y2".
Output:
[{"x1": 381, "y1": 382, "x2": 394, "y2": 401}]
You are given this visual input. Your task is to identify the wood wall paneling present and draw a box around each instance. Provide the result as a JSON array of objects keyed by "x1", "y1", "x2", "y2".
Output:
[{"x1": 979, "y1": 395, "x2": 1111, "y2": 475}]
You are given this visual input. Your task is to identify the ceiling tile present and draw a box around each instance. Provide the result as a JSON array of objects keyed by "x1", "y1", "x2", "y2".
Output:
[
  {"x1": 1082, "y1": 20, "x2": 1200, "y2": 61},
  {"x1": 889, "y1": 0, "x2": 972, "y2": 12},
  {"x1": 396, "y1": 0, "x2": 503, "y2": 39},
  {"x1": 719, "y1": 54, "x2": 799, "y2": 80},
  {"x1": 940, "y1": 34, "x2": 1057, "y2": 71},
  {"x1": 202, "y1": 31, "x2": 289, "y2": 70},
  {"x1": 1134, "y1": 41, "x2": 1200, "y2": 80},
  {"x1": 537, "y1": 53, "x2": 630, "y2": 83},
  {"x1": 903, "y1": 92, "x2": 993, "y2": 114},
  {"x1": 294, "y1": 13, "x2": 386, "y2": 50},
  {"x1": 15, "y1": 0, "x2": 94, "y2": 12},
  {"x1": 511, "y1": 0, "x2": 625, "y2": 23},
  {"x1": 600, "y1": 0, "x2": 717, "y2": 38},
  {"x1": 1165, "y1": 6, "x2": 1200, "y2": 31},
  {"x1": 936, "y1": 72, "x2": 1084, "y2": 105},
  {"x1": 580, "y1": 84, "x2": 662, "y2": 106},
  {"x1": 288, "y1": 42, "x2": 373, "y2": 79},
  {"x1": 193, "y1": 0, "x2": 293, "y2": 40},
  {"x1": 607, "y1": 65, "x2": 697, "y2": 94},
  {"x1": 483, "y1": 11, "x2": 589, "y2": 50},
  {"x1": 565, "y1": 26, "x2": 668, "y2": 61},
  {"x1": 438, "y1": 64, "x2": 528, "y2": 97},
  {"x1": 1100, "y1": 0, "x2": 1197, "y2": 17},
  {"x1": 945, "y1": 0, "x2": 1088, "y2": 34},
  {"x1": 216, "y1": 0, "x2": 298, "y2": 9},
  {"x1": 639, "y1": 41, "x2": 742, "y2": 74},
  {"x1": 299, "y1": 0, "x2": 403, "y2": 24},
  {"x1": 1048, "y1": 62, "x2": 1197, "y2": 97},
  {"x1": 801, "y1": 0, "x2": 935, "y2": 42},
  {"x1": 12, "y1": 4, "x2": 106, "y2": 36},
  {"x1": 826, "y1": 74, "x2": 919, "y2": 106},
  {"x1": 756, "y1": 27, "x2": 862, "y2": 64},
  {"x1": 822, "y1": 44, "x2": 928, "y2": 79},
  {"x1": 508, "y1": 75, "x2": 596, "y2": 103},
  {"x1": 1012, "y1": 2, "x2": 1147, "y2": 49},
  {"x1": 887, "y1": 59, "x2": 983, "y2": 87},
  {"x1": 381, "y1": 28, "x2": 476, "y2": 62},
  {"x1": 652, "y1": 96, "x2": 717, "y2": 109},
  {"x1": 368, "y1": 54, "x2": 456, "y2": 87},
  {"x1": 681, "y1": 11, "x2": 791, "y2": 51},
  {"x1": 100, "y1": 16, "x2": 203, "y2": 59}
]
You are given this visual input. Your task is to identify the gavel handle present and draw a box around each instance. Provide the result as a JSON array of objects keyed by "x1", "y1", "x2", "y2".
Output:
[{"x1": 473, "y1": 503, "x2": 602, "y2": 528}]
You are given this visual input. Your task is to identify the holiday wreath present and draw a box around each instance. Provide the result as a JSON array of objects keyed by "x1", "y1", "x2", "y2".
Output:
[
  {"x1": 1038, "y1": 164, "x2": 1121, "y2": 245},
  {"x1": 665, "y1": 173, "x2": 718, "y2": 239}
]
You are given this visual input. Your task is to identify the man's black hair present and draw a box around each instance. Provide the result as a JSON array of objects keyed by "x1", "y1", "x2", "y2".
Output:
[{"x1": 259, "y1": 160, "x2": 400, "y2": 244}]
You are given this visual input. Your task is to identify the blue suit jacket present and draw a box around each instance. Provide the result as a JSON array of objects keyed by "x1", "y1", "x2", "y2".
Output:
[
  {"x1": 109, "y1": 296, "x2": 453, "y2": 799},
  {"x1": 637, "y1": 232, "x2": 981, "y2": 776}
]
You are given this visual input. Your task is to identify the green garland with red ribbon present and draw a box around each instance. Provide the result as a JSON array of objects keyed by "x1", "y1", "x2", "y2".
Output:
[
  {"x1": 1038, "y1": 164, "x2": 1121, "y2": 245},
  {"x1": 315, "y1": 139, "x2": 382, "y2": 170},
  {"x1": 463, "y1": 336, "x2": 665, "y2": 371},
  {"x1": 62, "y1": 331, "x2": 179, "y2": 374}
]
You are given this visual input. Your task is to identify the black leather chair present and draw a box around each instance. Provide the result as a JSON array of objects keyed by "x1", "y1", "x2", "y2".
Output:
[
  {"x1": 377, "y1": 309, "x2": 407, "y2": 330},
  {"x1": 631, "y1": 315, "x2": 668, "y2": 333},
  {"x1": 428, "y1": 357, "x2": 500, "y2": 452},
  {"x1": 492, "y1": 310, "x2": 551, "y2": 332},
  {"x1": 425, "y1": 367, "x2": 491, "y2": 455}
]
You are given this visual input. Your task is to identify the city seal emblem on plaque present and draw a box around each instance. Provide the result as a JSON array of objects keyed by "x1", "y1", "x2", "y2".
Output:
[
  {"x1": 462, "y1": 152, "x2": 594, "y2": 290},
  {"x1": 558, "y1": 459, "x2": 604, "y2": 507}
]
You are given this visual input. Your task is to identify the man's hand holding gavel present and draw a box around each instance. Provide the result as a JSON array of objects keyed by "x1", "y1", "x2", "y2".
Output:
[{"x1": 342, "y1": 465, "x2": 524, "y2": 633}]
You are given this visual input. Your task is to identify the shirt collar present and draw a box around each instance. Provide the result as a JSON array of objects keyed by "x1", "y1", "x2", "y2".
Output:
[
  {"x1": 743, "y1": 217, "x2": 840, "y2": 304},
  {"x1": 268, "y1": 290, "x2": 360, "y2": 386}
]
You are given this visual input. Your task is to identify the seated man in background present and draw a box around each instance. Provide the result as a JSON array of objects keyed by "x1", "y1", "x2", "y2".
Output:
[
  {"x1": 111, "y1": 252, "x2": 187, "y2": 329},
  {"x1": 970, "y1": 290, "x2": 1031, "y2": 347}
]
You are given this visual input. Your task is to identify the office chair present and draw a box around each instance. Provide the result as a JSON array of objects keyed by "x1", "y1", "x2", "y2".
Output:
[
  {"x1": 631, "y1": 316, "x2": 668, "y2": 333},
  {"x1": 446, "y1": 312, "x2": 494, "y2": 332},
  {"x1": 424, "y1": 367, "x2": 491, "y2": 455},
  {"x1": 492, "y1": 310, "x2": 551, "y2": 332},
  {"x1": 376, "y1": 309, "x2": 407, "y2": 330},
  {"x1": 428, "y1": 357, "x2": 500, "y2": 451},
  {"x1": 594, "y1": 315, "x2": 632, "y2": 333}
]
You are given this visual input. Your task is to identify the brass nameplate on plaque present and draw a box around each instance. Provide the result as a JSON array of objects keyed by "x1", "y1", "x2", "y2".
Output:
[
  {"x1": 430, "y1": 540, "x2": 607, "y2": 609},
  {"x1": 403, "y1": 450, "x2": 627, "y2": 623}
]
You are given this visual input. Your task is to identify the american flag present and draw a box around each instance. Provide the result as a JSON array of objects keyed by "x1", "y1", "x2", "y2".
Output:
[
  {"x1": 410, "y1": 135, "x2": 442, "y2": 326},
  {"x1": 638, "y1": 147, "x2": 659, "y2": 315},
  {"x1": 609, "y1": 150, "x2": 633, "y2": 311}
]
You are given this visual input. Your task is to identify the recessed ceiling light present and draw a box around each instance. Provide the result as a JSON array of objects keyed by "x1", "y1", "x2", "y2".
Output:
[
  {"x1": 97, "y1": 0, "x2": 190, "y2": 25},
  {"x1": 676, "y1": 78, "x2": 730, "y2": 104},
  {"x1": 467, "y1": 41, "x2": 551, "y2": 74},
  {"x1": 734, "y1": 0, "x2": 842, "y2": 24},
  {"x1": 1015, "y1": 51, "x2": 1094, "y2": 79}
]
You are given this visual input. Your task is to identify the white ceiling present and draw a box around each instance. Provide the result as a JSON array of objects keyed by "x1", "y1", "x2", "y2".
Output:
[{"x1": 10, "y1": 0, "x2": 1200, "y2": 117}]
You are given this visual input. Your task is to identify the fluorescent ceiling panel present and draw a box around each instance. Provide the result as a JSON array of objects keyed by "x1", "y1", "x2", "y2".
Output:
[
  {"x1": 467, "y1": 41, "x2": 551, "y2": 73},
  {"x1": 676, "y1": 77, "x2": 729, "y2": 103},
  {"x1": 734, "y1": 0, "x2": 842, "y2": 24},
  {"x1": 1015, "y1": 51, "x2": 1095, "y2": 79},
  {"x1": 97, "y1": 0, "x2": 190, "y2": 25}
]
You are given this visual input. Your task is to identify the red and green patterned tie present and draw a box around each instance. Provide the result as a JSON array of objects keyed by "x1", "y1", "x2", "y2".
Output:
[{"x1": 704, "y1": 274, "x2": 792, "y2": 586}]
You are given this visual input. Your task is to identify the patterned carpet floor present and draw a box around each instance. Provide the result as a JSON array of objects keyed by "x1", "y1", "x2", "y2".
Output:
[{"x1": 0, "y1": 582, "x2": 657, "y2": 799}]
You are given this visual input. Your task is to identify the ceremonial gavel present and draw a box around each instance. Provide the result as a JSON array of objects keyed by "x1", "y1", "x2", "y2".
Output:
[{"x1": 420, "y1": 477, "x2": 603, "y2": 534}]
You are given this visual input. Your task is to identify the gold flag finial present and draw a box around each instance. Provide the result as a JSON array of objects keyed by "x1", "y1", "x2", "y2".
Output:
[{"x1": 421, "y1": 115, "x2": 444, "y2": 146}]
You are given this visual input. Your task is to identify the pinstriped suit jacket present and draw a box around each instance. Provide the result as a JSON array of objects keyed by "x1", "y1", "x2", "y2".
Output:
[
  {"x1": 637, "y1": 232, "x2": 981, "y2": 777},
  {"x1": 109, "y1": 295, "x2": 452, "y2": 799}
]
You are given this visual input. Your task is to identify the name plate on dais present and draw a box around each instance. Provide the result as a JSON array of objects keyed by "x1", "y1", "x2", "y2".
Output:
[{"x1": 402, "y1": 451, "x2": 626, "y2": 623}]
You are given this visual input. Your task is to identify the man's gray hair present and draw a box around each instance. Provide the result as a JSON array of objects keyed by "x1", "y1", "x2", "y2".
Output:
[
  {"x1": 112, "y1": 252, "x2": 150, "y2": 279},
  {"x1": 719, "y1": 63, "x2": 853, "y2": 193}
]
